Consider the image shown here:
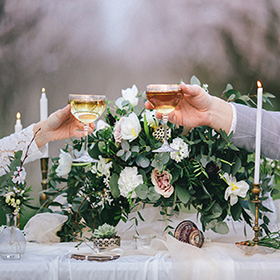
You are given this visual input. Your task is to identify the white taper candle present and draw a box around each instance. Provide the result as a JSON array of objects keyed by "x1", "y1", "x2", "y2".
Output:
[{"x1": 254, "y1": 81, "x2": 263, "y2": 184}]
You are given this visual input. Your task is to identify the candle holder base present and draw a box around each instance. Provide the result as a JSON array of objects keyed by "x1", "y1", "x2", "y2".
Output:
[{"x1": 252, "y1": 183, "x2": 261, "y2": 245}]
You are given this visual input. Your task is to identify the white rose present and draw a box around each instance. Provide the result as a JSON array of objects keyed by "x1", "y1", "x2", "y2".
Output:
[{"x1": 118, "y1": 166, "x2": 143, "y2": 198}]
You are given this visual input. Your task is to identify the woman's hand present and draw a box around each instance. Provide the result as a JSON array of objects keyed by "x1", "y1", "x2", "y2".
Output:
[{"x1": 34, "y1": 104, "x2": 95, "y2": 148}]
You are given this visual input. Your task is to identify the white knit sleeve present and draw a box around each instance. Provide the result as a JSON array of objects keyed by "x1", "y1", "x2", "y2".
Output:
[{"x1": 0, "y1": 124, "x2": 46, "y2": 176}]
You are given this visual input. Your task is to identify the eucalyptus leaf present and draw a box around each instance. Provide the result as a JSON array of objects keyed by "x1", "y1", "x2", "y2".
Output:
[
  {"x1": 121, "y1": 140, "x2": 130, "y2": 151},
  {"x1": 176, "y1": 186, "x2": 190, "y2": 204},
  {"x1": 109, "y1": 173, "x2": 120, "y2": 198},
  {"x1": 136, "y1": 155, "x2": 150, "y2": 168},
  {"x1": 131, "y1": 146, "x2": 140, "y2": 153},
  {"x1": 147, "y1": 187, "x2": 161, "y2": 202},
  {"x1": 212, "y1": 221, "x2": 229, "y2": 234},
  {"x1": 190, "y1": 75, "x2": 201, "y2": 86},
  {"x1": 135, "y1": 184, "x2": 148, "y2": 199},
  {"x1": 133, "y1": 105, "x2": 142, "y2": 116}
]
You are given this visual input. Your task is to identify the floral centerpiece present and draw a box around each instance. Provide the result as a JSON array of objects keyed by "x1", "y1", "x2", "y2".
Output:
[{"x1": 44, "y1": 77, "x2": 280, "y2": 242}]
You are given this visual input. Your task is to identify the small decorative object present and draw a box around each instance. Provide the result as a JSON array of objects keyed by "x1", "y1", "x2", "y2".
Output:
[
  {"x1": 152, "y1": 125, "x2": 171, "y2": 141},
  {"x1": 174, "y1": 220, "x2": 204, "y2": 248},
  {"x1": 71, "y1": 252, "x2": 120, "y2": 262},
  {"x1": 0, "y1": 132, "x2": 38, "y2": 259},
  {"x1": 0, "y1": 214, "x2": 26, "y2": 260},
  {"x1": 133, "y1": 234, "x2": 156, "y2": 250},
  {"x1": 92, "y1": 223, "x2": 120, "y2": 249}
]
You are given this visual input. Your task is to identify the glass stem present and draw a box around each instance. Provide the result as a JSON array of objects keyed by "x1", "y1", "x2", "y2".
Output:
[
  {"x1": 84, "y1": 123, "x2": 90, "y2": 152},
  {"x1": 162, "y1": 113, "x2": 168, "y2": 144}
]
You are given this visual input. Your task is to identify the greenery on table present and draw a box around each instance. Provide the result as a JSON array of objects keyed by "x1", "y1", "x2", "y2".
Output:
[
  {"x1": 0, "y1": 134, "x2": 37, "y2": 219},
  {"x1": 41, "y1": 76, "x2": 280, "y2": 242}
]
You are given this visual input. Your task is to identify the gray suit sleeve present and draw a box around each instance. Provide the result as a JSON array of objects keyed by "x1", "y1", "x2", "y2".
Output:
[{"x1": 231, "y1": 103, "x2": 280, "y2": 160}]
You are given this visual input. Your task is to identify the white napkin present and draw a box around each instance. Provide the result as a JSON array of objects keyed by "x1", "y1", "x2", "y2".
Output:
[{"x1": 24, "y1": 213, "x2": 68, "y2": 243}]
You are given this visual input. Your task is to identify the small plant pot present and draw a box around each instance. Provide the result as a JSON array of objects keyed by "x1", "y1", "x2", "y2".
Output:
[{"x1": 92, "y1": 236, "x2": 121, "y2": 249}]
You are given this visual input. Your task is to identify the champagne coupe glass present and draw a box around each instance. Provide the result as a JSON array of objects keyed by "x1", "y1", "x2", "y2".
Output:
[
  {"x1": 68, "y1": 94, "x2": 106, "y2": 163},
  {"x1": 146, "y1": 84, "x2": 182, "y2": 153}
]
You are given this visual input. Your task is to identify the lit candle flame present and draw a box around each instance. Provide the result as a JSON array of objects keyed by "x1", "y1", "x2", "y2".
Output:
[
  {"x1": 42, "y1": 87, "x2": 45, "y2": 93},
  {"x1": 16, "y1": 112, "x2": 21, "y2": 119},
  {"x1": 257, "y1": 81, "x2": 262, "y2": 88}
]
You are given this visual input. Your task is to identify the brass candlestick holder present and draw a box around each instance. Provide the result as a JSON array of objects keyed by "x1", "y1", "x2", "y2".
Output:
[
  {"x1": 40, "y1": 157, "x2": 49, "y2": 205},
  {"x1": 251, "y1": 183, "x2": 261, "y2": 245}
]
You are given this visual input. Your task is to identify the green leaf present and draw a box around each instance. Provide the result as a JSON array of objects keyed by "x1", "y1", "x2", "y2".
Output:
[
  {"x1": 161, "y1": 153, "x2": 170, "y2": 164},
  {"x1": 109, "y1": 173, "x2": 120, "y2": 198},
  {"x1": 133, "y1": 105, "x2": 142, "y2": 116},
  {"x1": 131, "y1": 146, "x2": 140, "y2": 153},
  {"x1": 143, "y1": 113, "x2": 150, "y2": 139},
  {"x1": 14, "y1": 150, "x2": 23, "y2": 160},
  {"x1": 10, "y1": 159, "x2": 22, "y2": 170},
  {"x1": 136, "y1": 155, "x2": 150, "y2": 168},
  {"x1": 232, "y1": 157, "x2": 242, "y2": 176},
  {"x1": 147, "y1": 187, "x2": 161, "y2": 202},
  {"x1": 225, "y1": 83, "x2": 233, "y2": 91},
  {"x1": 135, "y1": 184, "x2": 148, "y2": 200},
  {"x1": 212, "y1": 221, "x2": 229, "y2": 234},
  {"x1": 230, "y1": 202, "x2": 242, "y2": 221},
  {"x1": 207, "y1": 203, "x2": 222, "y2": 219},
  {"x1": 176, "y1": 186, "x2": 190, "y2": 204},
  {"x1": 121, "y1": 140, "x2": 130, "y2": 151},
  {"x1": 190, "y1": 75, "x2": 201, "y2": 86},
  {"x1": 98, "y1": 141, "x2": 106, "y2": 153}
]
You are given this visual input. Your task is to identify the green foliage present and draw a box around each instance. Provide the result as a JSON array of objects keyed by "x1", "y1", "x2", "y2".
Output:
[
  {"x1": 43, "y1": 78, "x2": 279, "y2": 240},
  {"x1": 0, "y1": 141, "x2": 34, "y2": 217},
  {"x1": 92, "y1": 223, "x2": 117, "y2": 238}
]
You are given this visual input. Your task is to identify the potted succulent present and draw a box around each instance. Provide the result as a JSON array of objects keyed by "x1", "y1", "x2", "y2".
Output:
[{"x1": 92, "y1": 223, "x2": 120, "y2": 249}]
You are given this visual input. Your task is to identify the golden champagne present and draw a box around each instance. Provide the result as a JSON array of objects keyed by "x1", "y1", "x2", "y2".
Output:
[
  {"x1": 146, "y1": 85, "x2": 182, "y2": 114},
  {"x1": 69, "y1": 99, "x2": 106, "y2": 123}
]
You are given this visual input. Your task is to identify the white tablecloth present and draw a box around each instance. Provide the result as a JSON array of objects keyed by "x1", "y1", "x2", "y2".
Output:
[{"x1": 2, "y1": 201, "x2": 280, "y2": 280}]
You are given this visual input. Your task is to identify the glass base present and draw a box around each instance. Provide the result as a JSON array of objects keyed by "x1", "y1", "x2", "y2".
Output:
[
  {"x1": 152, "y1": 142, "x2": 178, "y2": 153},
  {"x1": 1, "y1": 253, "x2": 22, "y2": 260},
  {"x1": 72, "y1": 151, "x2": 98, "y2": 163}
]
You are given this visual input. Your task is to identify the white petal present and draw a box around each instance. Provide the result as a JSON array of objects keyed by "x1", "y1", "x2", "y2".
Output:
[
  {"x1": 115, "y1": 97, "x2": 124, "y2": 109},
  {"x1": 230, "y1": 194, "x2": 238, "y2": 206},
  {"x1": 224, "y1": 186, "x2": 231, "y2": 201}
]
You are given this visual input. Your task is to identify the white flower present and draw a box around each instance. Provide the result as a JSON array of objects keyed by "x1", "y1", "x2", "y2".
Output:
[
  {"x1": 4, "y1": 191, "x2": 14, "y2": 203},
  {"x1": 141, "y1": 109, "x2": 159, "y2": 129},
  {"x1": 121, "y1": 112, "x2": 141, "y2": 142},
  {"x1": 223, "y1": 173, "x2": 249, "y2": 206},
  {"x1": 56, "y1": 150, "x2": 73, "y2": 176},
  {"x1": 118, "y1": 166, "x2": 143, "y2": 198},
  {"x1": 12, "y1": 166, "x2": 26, "y2": 184},
  {"x1": 115, "y1": 85, "x2": 139, "y2": 109},
  {"x1": 91, "y1": 156, "x2": 112, "y2": 177},
  {"x1": 170, "y1": 137, "x2": 189, "y2": 163},
  {"x1": 113, "y1": 117, "x2": 125, "y2": 143}
]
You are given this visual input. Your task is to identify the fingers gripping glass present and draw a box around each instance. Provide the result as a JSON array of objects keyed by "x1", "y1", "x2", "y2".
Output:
[
  {"x1": 68, "y1": 94, "x2": 106, "y2": 163},
  {"x1": 146, "y1": 84, "x2": 182, "y2": 153}
]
